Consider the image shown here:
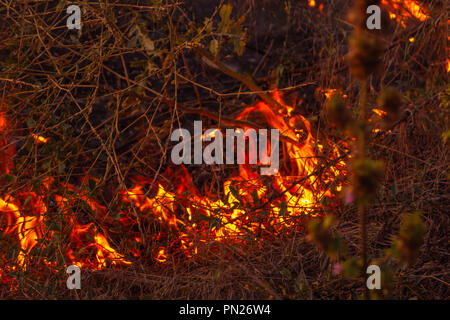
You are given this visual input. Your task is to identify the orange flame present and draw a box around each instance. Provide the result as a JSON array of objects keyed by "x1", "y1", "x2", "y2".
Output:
[
  {"x1": 31, "y1": 134, "x2": 48, "y2": 144},
  {"x1": 381, "y1": 0, "x2": 429, "y2": 27},
  {"x1": 0, "y1": 195, "x2": 45, "y2": 269},
  {"x1": 1, "y1": 89, "x2": 347, "y2": 280},
  {"x1": 381, "y1": 2, "x2": 448, "y2": 73}
]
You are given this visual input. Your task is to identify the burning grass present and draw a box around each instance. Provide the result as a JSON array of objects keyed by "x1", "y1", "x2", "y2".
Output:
[
  {"x1": 0, "y1": 88, "x2": 348, "y2": 274},
  {"x1": 0, "y1": 0, "x2": 448, "y2": 299}
]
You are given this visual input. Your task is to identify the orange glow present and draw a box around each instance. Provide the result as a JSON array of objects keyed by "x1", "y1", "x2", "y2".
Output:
[
  {"x1": 372, "y1": 108, "x2": 387, "y2": 117},
  {"x1": 381, "y1": 0, "x2": 429, "y2": 26},
  {"x1": 0, "y1": 89, "x2": 347, "y2": 278},
  {"x1": 31, "y1": 134, "x2": 48, "y2": 144},
  {"x1": 155, "y1": 248, "x2": 167, "y2": 263},
  {"x1": 0, "y1": 113, "x2": 6, "y2": 129},
  {"x1": 94, "y1": 234, "x2": 132, "y2": 269},
  {"x1": 320, "y1": 88, "x2": 348, "y2": 100},
  {"x1": 381, "y1": 2, "x2": 448, "y2": 73},
  {"x1": 0, "y1": 112, "x2": 14, "y2": 174},
  {"x1": 0, "y1": 195, "x2": 45, "y2": 269},
  {"x1": 53, "y1": 193, "x2": 131, "y2": 270},
  {"x1": 447, "y1": 34, "x2": 450, "y2": 73},
  {"x1": 130, "y1": 88, "x2": 342, "y2": 256},
  {"x1": 308, "y1": 1, "x2": 324, "y2": 14}
]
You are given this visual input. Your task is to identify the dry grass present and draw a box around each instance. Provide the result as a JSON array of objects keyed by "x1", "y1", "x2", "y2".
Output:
[{"x1": 0, "y1": 0, "x2": 448, "y2": 299}]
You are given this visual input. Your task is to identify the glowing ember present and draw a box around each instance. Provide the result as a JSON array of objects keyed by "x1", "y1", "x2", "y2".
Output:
[
  {"x1": 308, "y1": 0, "x2": 324, "y2": 13},
  {"x1": 447, "y1": 35, "x2": 450, "y2": 73},
  {"x1": 155, "y1": 248, "x2": 168, "y2": 263},
  {"x1": 31, "y1": 134, "x2": 48, "y2": 144},
  {"x1": 372, "y1": 108, "x2": 387, "y2": 117},
  {"x1": 320, "y1": 88, "x2": 348, "y2": 100}
]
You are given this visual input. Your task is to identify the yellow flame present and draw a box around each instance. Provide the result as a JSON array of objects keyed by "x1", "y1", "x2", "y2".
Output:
[
  {"x1": 31, "y1": 134, "x2": 48, "y2": 144},
  {"x1": 94, "y1": 234, "x2": 132, "y2": 269},
  {"x1": 382, "y1": 0, "x2": 429, "y2": 24},
  {"x1": 372, "y1": 108, "x2": 387, "y2": 117}
]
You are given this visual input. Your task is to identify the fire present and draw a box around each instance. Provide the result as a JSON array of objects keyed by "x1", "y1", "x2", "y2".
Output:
[
  {"x1": 320, "y1": 88, "x2": 348, "y2": 100},
  {"x1": 53, "y1": 191, "x2": 132, "y2": 270},
  {"x1": 381, "y1": 2, "x2": 448, "y2": 73},
  {"x1": 308, "y1": 0, "x2": 324, "y2": 13},
  {"x1": 372, "y1": 108, "x2": 387, "y2": 117},
  {"x1": 94, "y1": 234, "x2": 132, "y2": 268},
  {"x1": 0, "y1": 89, "x2": 347, "y2": 284},
  {"x1": 0, "y1": 194, "x2": 44, "y2": 269},
  {"x1": 381, "y1": 0, "x2": 429, "y2": 27},
  {"x1": 447, "y1": 35, "x2": 450, "y2": 73},
  {"x1": 155, "y1": 248, "x2": 167, "y2": 263},
  {"x1": 0, "y1": 111, "x2": 14, "y2": 175},
  {"x1": 31, "y1": 134, "x2": 48, "y2": 144}
]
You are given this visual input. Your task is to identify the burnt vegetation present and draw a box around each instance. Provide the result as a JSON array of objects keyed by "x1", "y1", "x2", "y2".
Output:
[{"x1": 0, "y1": 0, "x2": 448, "y2": 299}]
